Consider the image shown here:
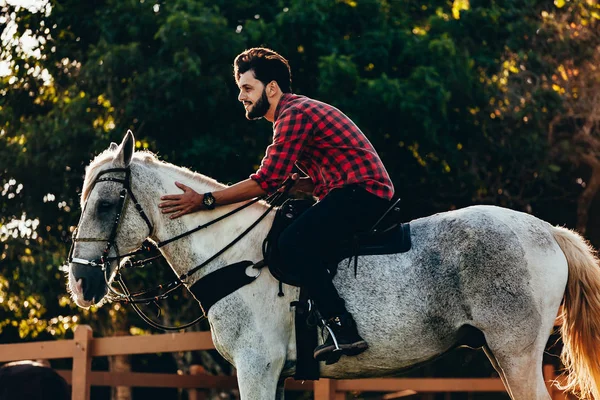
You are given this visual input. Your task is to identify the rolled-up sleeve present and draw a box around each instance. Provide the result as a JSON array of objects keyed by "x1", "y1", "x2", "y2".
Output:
[{"x1": 250, "y1": 109, "x2": 313, "y2": 193}]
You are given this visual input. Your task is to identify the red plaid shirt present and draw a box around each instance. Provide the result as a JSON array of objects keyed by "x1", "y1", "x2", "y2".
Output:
[{"x1": 250, "y1": 94, "x2": 394, "y2": 200}]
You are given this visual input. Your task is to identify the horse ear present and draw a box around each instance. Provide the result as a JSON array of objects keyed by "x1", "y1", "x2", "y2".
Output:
[
  {"x1": 115, "y1": 130, "x2": 135, "y2": 167},
  {"x1": 109, "y1": 142, "x2": 118, "y2": 151}
]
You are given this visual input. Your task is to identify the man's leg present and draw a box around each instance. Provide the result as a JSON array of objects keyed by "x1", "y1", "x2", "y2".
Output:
[{"x1": 277, "y1": 185, "x2": 388, "y2": 361}]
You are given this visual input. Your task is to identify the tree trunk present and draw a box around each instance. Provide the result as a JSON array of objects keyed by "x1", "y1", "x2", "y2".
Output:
[
  {"x1": 576, "y1": 154, "x2": 600, "y2": 234},
  {"x1": 110, "y1": 330, "x2": 132, "y2": 400}
]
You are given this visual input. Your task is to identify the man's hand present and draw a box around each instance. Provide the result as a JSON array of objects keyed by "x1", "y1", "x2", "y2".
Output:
[
  {"x1": 159, "y1": 182, "x2": 203, "y2": 219},
  {"x1": 279, "y1": 173, "x2": 314, "y2": 195}
]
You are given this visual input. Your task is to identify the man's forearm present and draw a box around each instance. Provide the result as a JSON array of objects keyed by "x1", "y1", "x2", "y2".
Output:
[{"x1": 212, "y1": 178, "x2": 267, "y2": 206}]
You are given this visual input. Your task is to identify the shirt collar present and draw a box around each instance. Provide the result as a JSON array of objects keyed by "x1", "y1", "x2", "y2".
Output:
[{"x1": 273, "y1": 93, "x2": 294, "y2": 121}]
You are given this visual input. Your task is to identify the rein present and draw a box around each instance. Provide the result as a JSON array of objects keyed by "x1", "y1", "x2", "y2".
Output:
[{"x1": 69, "y1": 166, "x2": 291, "y2": 330}]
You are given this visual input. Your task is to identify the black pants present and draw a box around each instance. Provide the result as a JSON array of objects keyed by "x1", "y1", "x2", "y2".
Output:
[{"x1": 277, "y1": 185, "x2": 390, "y2": 319}]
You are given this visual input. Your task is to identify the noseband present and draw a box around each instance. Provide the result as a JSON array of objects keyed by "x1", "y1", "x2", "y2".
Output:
[{"x1": 69, "y1": 165, "x2": 289, "y2": 330}]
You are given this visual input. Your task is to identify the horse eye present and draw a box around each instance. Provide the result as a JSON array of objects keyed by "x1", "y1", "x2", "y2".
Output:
[{"x1": 97, "y1": 201, "x2": 113, "y2": 212}]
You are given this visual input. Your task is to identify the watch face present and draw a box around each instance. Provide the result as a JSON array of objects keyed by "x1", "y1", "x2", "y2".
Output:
[{"x1": 204, "y1": 194, "x2": 214, "y2": 206}]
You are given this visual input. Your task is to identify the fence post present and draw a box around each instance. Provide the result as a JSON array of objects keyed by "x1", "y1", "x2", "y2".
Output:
[
  {"x1": 72, "y1": 325, "x2": 93, "y2": 400},
  {"x1": 314, "y1": 378, "x2": 338, "y2": 400},
  {"x1": 188, "y1": 364, "x2": 207, "y2": 400}
]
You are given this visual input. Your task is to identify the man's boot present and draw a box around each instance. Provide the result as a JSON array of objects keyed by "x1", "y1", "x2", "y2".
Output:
[{"x1": 313, "y1": 312, "x2": 368, "y2": 363}]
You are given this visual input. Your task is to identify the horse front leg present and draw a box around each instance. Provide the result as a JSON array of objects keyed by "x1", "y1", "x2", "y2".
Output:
[
  {"x1": 234, "y1": 350, "x2": 286, "y2": 400},
  {"x1": 275, "y1": 378, "x2": 286, "y2": 400}
]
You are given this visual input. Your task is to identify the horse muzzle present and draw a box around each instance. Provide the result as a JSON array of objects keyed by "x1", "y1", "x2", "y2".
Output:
[{"x1": 70, "y1": 262, "x2": 108, "y2": 305}]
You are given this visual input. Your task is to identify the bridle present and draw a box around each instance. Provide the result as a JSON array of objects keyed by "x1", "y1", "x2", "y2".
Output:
[
  {"x1": 68, "y1": 167, "x2": 154, "y2": 270},
  {"x1": 68, "y1": 165, "x2": 290, "y2": 330}
]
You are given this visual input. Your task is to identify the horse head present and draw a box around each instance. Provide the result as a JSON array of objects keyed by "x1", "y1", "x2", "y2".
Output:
[{"x1": 68, "y1": 130, "x2": 154, "y2": 308}]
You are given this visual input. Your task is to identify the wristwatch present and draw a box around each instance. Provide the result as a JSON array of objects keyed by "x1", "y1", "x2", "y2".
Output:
[{"x1": 202, "y1": 192, "x2": 216, "y2": 210}]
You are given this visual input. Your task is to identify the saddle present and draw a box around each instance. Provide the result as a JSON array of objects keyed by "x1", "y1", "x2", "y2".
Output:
[{"x1": 263, "y1": 197, "x2": 412, "y2": 287}]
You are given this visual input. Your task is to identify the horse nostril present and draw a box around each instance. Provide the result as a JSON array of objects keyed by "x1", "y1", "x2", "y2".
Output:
[
  {"x1": 79, "y1": 277, "x2": 88, "y2": 293},
  {"x1": 72, "y1": 265, "x2": 107, "y2": 303}
]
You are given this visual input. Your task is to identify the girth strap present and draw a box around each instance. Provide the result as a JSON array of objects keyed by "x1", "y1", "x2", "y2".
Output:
[{"x1": 188, "y1": 261, "x2": 258, "y2": 315}]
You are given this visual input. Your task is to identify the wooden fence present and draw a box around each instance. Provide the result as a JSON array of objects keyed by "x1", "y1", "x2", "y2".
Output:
[{"x1": 0, "y1": 325, "x2": 568, "y2": 399}]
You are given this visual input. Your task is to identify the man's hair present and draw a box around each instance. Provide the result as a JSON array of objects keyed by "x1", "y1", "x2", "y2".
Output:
[{"x1": 234, "y1": 47, "x2": 292, "y2": 93}]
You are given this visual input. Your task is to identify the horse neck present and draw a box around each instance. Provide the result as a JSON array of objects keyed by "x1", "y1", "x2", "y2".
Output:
[{"x1": 133, "y1": 162, "x2": 274, "y2": 283}]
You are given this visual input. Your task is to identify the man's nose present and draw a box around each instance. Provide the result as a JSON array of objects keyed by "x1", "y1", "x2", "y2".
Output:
[{"x1": 238, "y1": 92, "x2": 245, "y2": 102}]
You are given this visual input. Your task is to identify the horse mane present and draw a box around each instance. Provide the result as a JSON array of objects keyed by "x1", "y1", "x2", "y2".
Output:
[{"x1": 81, "y1": 147, "x2": 226, "y2": 208}]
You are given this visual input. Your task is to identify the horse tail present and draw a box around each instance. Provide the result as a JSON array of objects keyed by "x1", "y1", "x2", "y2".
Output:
[{"x1": 552, "y1": 225, "x2": 600, "y2": 400}]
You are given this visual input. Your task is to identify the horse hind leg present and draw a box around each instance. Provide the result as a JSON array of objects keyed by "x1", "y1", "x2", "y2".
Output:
[
  {"x1": 483, "y1": 345, "x2": 510, "y2": 393},
  {"x1": 484, "y1": 339, "x2": 551, "y2": 400},
  {"x1": 478, "y1": 310, "x2": 553, "y2": 399}
]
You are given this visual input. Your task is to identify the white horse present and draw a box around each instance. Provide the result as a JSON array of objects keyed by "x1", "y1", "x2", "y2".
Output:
[{"x1": 68, "y1": 131, "x2": 600, "y2": 400}]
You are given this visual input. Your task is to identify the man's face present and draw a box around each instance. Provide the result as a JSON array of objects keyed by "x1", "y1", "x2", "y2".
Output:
[{"x1": 237, "y1": 70, "x2": 270, "y2": 120}]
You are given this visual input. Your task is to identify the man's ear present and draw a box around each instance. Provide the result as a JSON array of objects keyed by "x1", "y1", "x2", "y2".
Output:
[{"x1": 268, "y1": 81, "x2": 278, "y2": 96}]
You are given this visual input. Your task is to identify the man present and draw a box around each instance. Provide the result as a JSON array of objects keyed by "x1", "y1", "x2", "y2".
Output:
[{"x1": 159, "y1": 47, "x2": 394, "y2": 362}]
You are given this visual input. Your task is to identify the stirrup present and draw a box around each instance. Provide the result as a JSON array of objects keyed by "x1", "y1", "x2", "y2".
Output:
[
  {"x1": 318, "y1": 319, "x2": 344, "y2": 365},
  {"x1": 323, "y1": 319, "x2": 343, "y2": 351}
]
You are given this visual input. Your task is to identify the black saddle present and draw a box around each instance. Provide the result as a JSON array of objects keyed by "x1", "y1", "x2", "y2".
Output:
[{"x1": 264, "y1": 197, "x2": 412, "y2": 287}]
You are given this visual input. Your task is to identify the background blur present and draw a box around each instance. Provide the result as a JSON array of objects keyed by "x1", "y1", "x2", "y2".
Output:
[{"x1": 1, "y1": 0, "x2": 599, "y2": 399}]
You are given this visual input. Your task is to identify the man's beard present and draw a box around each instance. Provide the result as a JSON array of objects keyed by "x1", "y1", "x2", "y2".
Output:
[{"x1": 246, "y1": 88, "x2": 270, "y2": 120}]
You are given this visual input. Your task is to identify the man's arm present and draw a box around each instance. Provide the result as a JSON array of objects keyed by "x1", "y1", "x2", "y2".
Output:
[
  {"x1": 159, "y1": 178, "x2": 266, "y2": 219},
  {"x1": 213, "y1": 178, "x2": 267, "y2": 204},
  {"x1": 160, "y1": 109, "x2": 311, "y2": 219}
]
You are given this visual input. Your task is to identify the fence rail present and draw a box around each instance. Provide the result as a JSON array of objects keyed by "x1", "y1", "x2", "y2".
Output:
[{"x1": 0, "y1": 325, "x2": 568, "y2": 399}]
